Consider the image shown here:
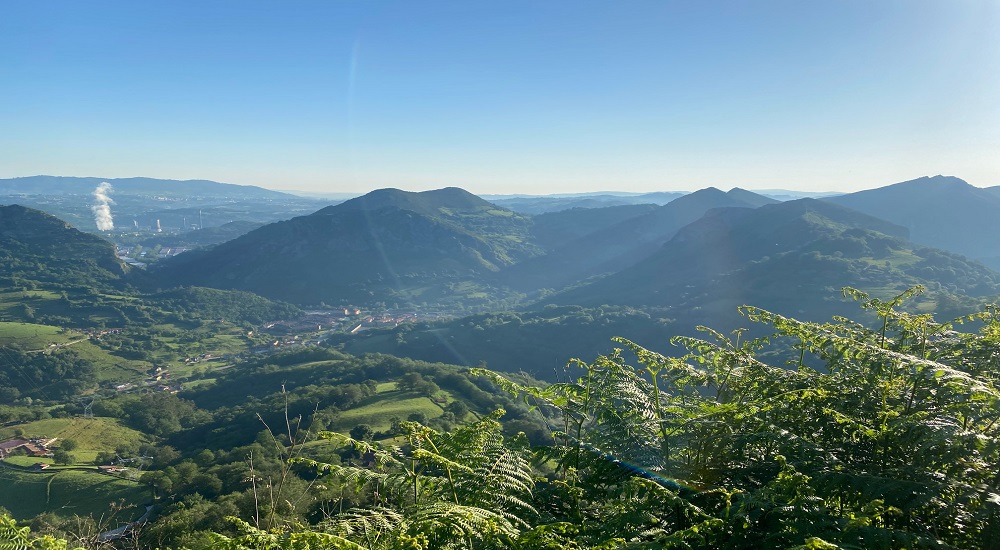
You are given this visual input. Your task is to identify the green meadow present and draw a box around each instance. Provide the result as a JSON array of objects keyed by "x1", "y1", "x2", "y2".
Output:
[
  {"x1": 0, "y1": 466, "x2": 148, "y2": 522},
  {"x1": 0, "y1": 321, "x2": 83, "y2": 349},
  {"x1": 0, "y1": 417, "x2": 149, "y2": 465},
  {"x1": 327, "y1": 384, "x2": 446, "y2": 434}
]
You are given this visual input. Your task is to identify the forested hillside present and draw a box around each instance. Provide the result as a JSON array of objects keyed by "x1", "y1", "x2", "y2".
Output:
[
  {"x1": 497, "y1": 187, "x2": 776, "y2": 292},
  {"x1": 151, "y1": 188, "x2": 539, "y2": 308},
  {"x1": 5, "y1": 288, "x2": 1000, "y2": 549},
  {"x1": 551, "y1": 198, "x2": 1000, "y2": 331},
  {"x1": 0, "y1": 205, "x2": 130, "y2": 289},
  {"x1": 826, "y1": 175, "x2": 1000, "y2": 270}
]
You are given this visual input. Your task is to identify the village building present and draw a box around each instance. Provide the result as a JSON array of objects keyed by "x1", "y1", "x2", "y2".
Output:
[{"x1": 0, "y1": 438, "x2": 56, "y2": 459}]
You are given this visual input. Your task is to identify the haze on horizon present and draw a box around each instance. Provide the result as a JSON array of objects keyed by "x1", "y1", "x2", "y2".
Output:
[{"x1": 1, "y1": 1, "x2": 998, "y2": 196}]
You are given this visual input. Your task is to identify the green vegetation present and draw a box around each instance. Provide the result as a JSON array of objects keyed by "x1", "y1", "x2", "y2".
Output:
[
  {"x1": 326, "y1": 391, "x2": 444, "y2": 434},
  {"x1": 0, "y1": 322, "x2": 82, "y2": 349},
  {"x1": 150, "y1": 187, "x2": 544, "y2": 307},
  {"x1": 0, "y1": 207, "x2": 302, "y2": 406},
  {"x1": 12, "y1": 350, "x2": 545, "y2": 546},
  {"x1": 552, "y1": 199, "x2": 1000, "y2": 334},
  {"x1": 0, "y1": 468, "x2": 147, "y2": 522},
  {"x1": 6, "y1": 286, "x2": 999, "y2": 549},
  {"x1": 0, "y1": 418, "x2": 149, "y2": 464}
]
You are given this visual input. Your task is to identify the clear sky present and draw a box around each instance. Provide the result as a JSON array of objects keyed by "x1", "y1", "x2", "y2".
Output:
[{"x1": 2, "y1": 1, "x2": 998, "y2": 195}]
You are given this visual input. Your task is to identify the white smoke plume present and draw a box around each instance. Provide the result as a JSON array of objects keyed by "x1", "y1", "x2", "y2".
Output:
[{"x1": 92, "y1": 182, "x2": 114, "y2": 231}]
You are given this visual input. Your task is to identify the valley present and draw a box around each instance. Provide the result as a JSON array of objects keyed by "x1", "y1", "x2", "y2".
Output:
[{"x1": 2, "y1": 174, "x2": 1000, "y2": 548}]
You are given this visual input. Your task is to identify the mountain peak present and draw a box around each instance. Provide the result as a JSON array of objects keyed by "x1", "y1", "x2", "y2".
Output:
[
  {"x1": 825, "y1": 174, "x2": 1000, "y2": 267},
  {"x1": 316, "y1": 186, "x2": 498, "y2": 218},
  {"x1": 887, "y1": 175, "x2": 970, "y2": 191},
  {"x1": 726, "y1": 187, "x2": 780, "y2": 207}
]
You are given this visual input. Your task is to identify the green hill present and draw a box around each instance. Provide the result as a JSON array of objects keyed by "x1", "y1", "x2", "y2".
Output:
[
  {"x1": 498, "y1": 187, "x2": 777, "y2": 292},
  {"x1": 0, "y1": 468, "x2": 148, "y2": 522},
  {"x1": 153, "y1": 348, "x2": 547, "y2": 451},
  {"x1": 151, "y1": 188, "x2": 540, "y2": 307},
  {"x1": 0, "y1": 417, "x2": 150, "y2": 464},
  {"x1": 0, "y1": 204, "x2": 303, "y2": 404},
  {"x1": 0, "y1": 204, "x2": 129, "y2": 290}
]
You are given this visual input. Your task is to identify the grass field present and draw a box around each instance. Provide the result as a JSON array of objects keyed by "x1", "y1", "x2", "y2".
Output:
[
  {"x1": 0, "y1": 321, "x2": 83, "y2": 349},
  {"x1": 0, "y1": 290, "x2": 62, "y2": 318},
  {"x1": 0, "y1": 466, "x2": 149, "y2": 522},
  {"x1": 0, "y1": 417, "x2": 148, "y2": 465},
  {"x1": 328, "y1": 388, "x2": 445, "y2": 434},
  {"x1": 1, "y1": 456, "x2": 68, "y2": 468},
  {"x1": 64, "y1": 339, "x2": 154, "y2": 383}
]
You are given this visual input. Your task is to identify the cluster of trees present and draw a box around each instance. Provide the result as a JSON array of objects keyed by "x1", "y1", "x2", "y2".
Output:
[
  {"x1": 149, "y1": 287, "x2": 302, "y2": 326},
  {"x1": 0, "y1": 345, "x2": 96, "y2": 403}
]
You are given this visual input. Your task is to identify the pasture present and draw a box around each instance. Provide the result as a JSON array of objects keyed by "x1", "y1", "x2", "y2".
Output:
[
  {"x1": 0, "y1": 467, "x2": 148, "y2": 521},
  {"x1": 327, "y1": 387, "x2": 445, "y2": 434},
  {"x1": 0, "y1": 321, "x2": 82, "y2": 349},
  {"x1": 0, "y1": 417, "x2": 148, "y2": 465}
]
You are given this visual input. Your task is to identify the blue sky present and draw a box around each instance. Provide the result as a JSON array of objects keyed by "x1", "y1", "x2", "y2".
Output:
[{"x1": 2, "y1": 1, "x2": 998, "y2": 194}]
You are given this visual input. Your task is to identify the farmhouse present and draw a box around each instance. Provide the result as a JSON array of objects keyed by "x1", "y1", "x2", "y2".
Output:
[
  {"x1": 0, "y1": 438, "x2": 26, "y2": 459},
  {"x1": 0, "y1": 438, "x2": 56, "y2": 459}
]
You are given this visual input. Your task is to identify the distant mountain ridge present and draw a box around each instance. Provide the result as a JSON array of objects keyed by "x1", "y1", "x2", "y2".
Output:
[
  {"x1": 825, "y1": 175, "x2": 1000, "y2": 270},
  {"x1": 488, "y1": 191, "x2": 686, "y2": 214},
  {"x1": 528, "y1": 204, "x2": 659, "y2": 251},
  {"x1": 29, "y1": 175, "x2": 990, "y2": 322},
  {"x1": 0, "y1": 175, "x2": 332, "y2": 236},
  {"x1": 498, "y1": 187, "x2": 778, "y2": 291},
  {"x1": 0, "y1": 175, "x2": 293, "y2": 199},
  {"x1": 549, "y1": 197, "x2": 999, "y2": 331}
]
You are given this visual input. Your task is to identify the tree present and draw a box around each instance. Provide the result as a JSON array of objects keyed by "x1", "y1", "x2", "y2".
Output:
[
  {"x1": 445, "y1": 400, "x2": 469, "y2": 419},
  {"x1": 141, "y1": 470, "x2": 174, "y2": 497},
  {"x1": 397, "y1": 372, "x2": 426, "y2": 392},
  {"x1": 349, "y1": 424, "x2": 373, "y2": 442},
  {"x1": 59, "y1": 438, "x2": 78, "y2": 451},
  {"x1": 52, "y1": 449, "x2": 73, "y2": 465},
  {"x1": 422, "y1": 380, "x2": 440, "y2": 398},
  {"x1": 93, "y1": 451, "x2": 115, "y2": 465}
]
